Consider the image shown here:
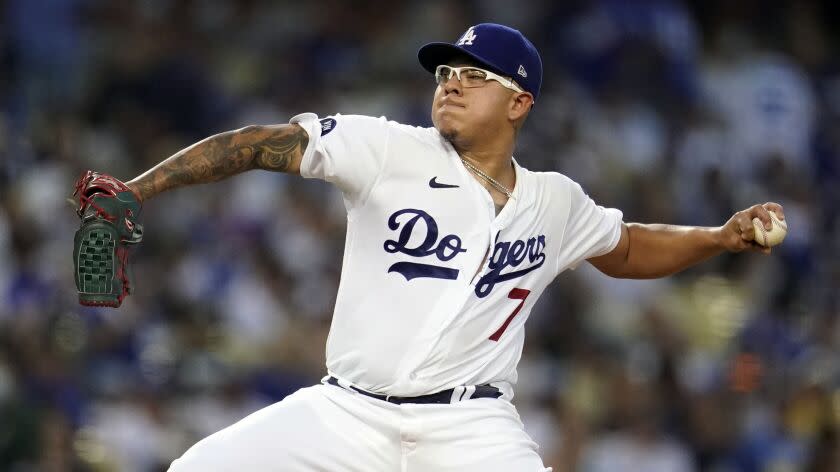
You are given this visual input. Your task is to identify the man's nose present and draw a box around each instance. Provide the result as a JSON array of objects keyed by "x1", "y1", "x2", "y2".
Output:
[{"x1": 443, "y1": 74, "x2": 462, "y2": 95}]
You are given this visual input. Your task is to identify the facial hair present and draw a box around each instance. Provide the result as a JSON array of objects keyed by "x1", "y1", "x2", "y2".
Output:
[{"x1": 440, "y1": 129, "x2": 458, "y2": 144}]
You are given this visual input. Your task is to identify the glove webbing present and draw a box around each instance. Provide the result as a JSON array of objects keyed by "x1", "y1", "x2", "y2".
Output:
[{"x1": 77, "y1": 227, "x2": 116, "y2": 296}]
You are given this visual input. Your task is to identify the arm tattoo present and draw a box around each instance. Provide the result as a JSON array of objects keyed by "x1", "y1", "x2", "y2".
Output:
[{"x1": 126, "y1": 124, "x2": 308, "y2": 200}]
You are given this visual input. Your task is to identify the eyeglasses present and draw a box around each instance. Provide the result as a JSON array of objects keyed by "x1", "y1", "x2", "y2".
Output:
[{"x1": 435, "y1": 65, "x2": 524, "y2": 94}]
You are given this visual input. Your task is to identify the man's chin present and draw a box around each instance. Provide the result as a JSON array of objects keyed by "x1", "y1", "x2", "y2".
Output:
[
  {"x1": 435, "y1": 122, "x2": 459, "y2": 144},
  {"x1": 433, "y1": 115, "x2": 464, "y2": 145},
  {"x1": 440, "y1": 129, "x2": 458, "y2": 143}
]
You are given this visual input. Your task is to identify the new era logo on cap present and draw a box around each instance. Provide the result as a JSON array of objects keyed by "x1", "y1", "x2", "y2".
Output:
[{"x1": 418, "y1": 23, "x2": 543, "y2": 101}]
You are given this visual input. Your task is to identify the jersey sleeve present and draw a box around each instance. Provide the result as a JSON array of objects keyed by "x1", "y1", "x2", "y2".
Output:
[
  {"x1": 290, "y1": 112, "x2": 390, "y2": 209},
  {"x1": 556, "y1": 180, "x2": 624, "y2": 272}
]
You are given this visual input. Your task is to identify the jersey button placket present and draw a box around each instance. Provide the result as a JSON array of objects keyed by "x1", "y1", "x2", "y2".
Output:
[{"x1": 468, "y1": 224, "x2": 499, "y2": 289}]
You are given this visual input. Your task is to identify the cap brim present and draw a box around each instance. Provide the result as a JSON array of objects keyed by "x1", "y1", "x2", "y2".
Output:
[{"x1": 418, "y1": 42, "x2": 506, "y2": 76}]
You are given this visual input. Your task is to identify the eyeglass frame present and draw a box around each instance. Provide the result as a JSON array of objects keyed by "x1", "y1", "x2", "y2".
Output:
[{"x1": 434, "y1": 65, "x2": 525, "y2": 94}]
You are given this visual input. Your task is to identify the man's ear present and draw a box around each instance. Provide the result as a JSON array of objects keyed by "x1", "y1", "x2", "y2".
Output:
[{"x1": 509, "y1": 92, "x2": 534, "y2": 122}]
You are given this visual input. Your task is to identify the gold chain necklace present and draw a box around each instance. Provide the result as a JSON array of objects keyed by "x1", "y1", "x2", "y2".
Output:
[{"x1": 460, "y1": 158, "x2": 513, "y2": 198}]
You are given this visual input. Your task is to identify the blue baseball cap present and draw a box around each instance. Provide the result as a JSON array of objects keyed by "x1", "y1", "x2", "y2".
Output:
[{"x1": 418, "y1": 23, "x2": 543, "y2": 101}]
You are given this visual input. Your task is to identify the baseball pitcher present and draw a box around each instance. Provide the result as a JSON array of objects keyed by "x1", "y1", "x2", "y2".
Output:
[{"x1": 71, "y1": 24, "x2": 785, "y2": 471}]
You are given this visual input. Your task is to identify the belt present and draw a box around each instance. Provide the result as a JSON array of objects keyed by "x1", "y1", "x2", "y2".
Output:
[{"x1": 325, "y1": 376, "x2": 501, "y2": 405}]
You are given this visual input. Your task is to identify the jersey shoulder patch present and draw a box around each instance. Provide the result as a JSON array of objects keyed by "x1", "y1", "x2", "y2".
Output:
[{"x1": 319, "y1": 117, "x2": 337, "y2": 136}]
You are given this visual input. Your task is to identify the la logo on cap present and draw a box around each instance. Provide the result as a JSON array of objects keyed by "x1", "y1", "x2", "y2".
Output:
[{"x1": 457, "y1": 26, "x2": 477, "y2": 46}]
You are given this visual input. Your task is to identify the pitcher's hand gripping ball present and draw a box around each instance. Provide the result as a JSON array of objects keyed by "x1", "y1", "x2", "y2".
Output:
[
  {"x1": 72, "y1": 171, "x2": 143, "y2": 307},
  {"x1": 752, "y1": 210, "x2": 787, "y2": 247}
]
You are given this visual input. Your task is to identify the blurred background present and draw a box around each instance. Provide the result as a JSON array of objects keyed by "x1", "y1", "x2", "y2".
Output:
[{"x1": 1, "y1": 0, "x2": 838, "y2": 470}]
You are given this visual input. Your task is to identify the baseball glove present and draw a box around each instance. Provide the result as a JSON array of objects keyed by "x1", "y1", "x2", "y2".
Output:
[{"x1": 72, "y1": 171, "x2": 143, "y2": 307}]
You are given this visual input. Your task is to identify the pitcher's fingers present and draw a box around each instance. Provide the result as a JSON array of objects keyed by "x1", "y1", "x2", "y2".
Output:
[
  {"x1": 749, "y1": 204, "x2": 773, "y2": 231},
  {"x1": 738, "y1": 215, "x2": 755, "y2": 241},
  {"x1": 763, "y1": 202, "x2": 785, "y2": 220}
]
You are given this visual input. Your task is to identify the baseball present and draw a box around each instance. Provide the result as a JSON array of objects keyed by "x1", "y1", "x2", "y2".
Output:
[{"x1": 752, "y1": 210, "x2": 787, "y2": 247}]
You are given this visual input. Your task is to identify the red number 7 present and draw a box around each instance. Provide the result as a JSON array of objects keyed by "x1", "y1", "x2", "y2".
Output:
[{"x1": 489, "y1": 288, "x2": 531, "y2": 341}]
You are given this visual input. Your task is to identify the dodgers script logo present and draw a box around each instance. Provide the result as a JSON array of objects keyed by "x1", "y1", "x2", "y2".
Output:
[
  {"x1": 475, "y1": 233, "x2": 545, "y2": 298},
  {"x1": 384, "y1": 209, "x2": 466, "y2": 281},
  {"x1": 384, "y1": 209, "x2": 546, "y2": 297}
]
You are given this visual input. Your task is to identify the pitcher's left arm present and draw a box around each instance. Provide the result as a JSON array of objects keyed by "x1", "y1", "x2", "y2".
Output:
[{"x1": 588, "y1": 203, "x2": 785, "y2": 279}]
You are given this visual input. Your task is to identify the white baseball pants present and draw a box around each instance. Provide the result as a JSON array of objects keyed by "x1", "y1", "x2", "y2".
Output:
[{"x1": 168, "y1": 383, "x2": 552, "y2": 471}]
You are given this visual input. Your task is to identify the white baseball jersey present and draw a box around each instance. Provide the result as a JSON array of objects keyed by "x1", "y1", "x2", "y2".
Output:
[{"x1": 290, "y1": 112, "x2": 623, "y2": 399}]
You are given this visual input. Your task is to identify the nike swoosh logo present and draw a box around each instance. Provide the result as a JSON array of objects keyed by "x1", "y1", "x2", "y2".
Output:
[{"x1": 429, "y1": 177, "x2": 459, "y2": 189}]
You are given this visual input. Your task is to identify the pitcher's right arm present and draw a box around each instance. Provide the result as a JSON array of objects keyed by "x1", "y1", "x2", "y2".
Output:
[{"x1": 126, "y1": 124, "x2": 309, "y2": 201}]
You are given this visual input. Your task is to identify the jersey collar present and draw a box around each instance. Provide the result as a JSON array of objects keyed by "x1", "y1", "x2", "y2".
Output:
[{"x1": 439, "y1": 135, "x2": 528, "y2": 230}]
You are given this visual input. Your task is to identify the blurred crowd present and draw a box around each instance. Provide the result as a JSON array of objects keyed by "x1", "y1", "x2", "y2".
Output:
[{"x1": 1, "y1": 0, "x2": 838, "y2": 471}]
